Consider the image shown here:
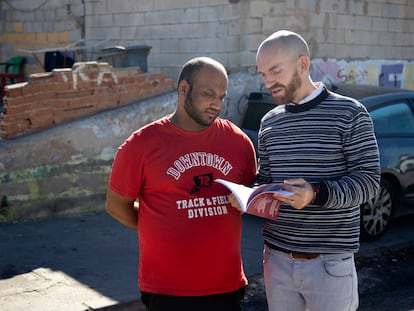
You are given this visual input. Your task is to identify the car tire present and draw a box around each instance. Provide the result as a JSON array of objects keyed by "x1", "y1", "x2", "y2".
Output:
[{"x1": 360, "y1": 179, "x2": 396, "y2": 241}]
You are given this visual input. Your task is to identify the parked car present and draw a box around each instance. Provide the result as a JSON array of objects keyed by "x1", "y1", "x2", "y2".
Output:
[{"x1": 240, "y1": 84, "x2": 414, "y2": 241}]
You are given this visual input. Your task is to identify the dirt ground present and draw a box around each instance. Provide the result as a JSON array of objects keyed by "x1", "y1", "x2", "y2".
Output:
[
  {"x1": 243, "y1": 274, "x2": 268, "y2": 310},
  {"x1": 96, "y1": 245, "x2": 414, "y2": 311}
]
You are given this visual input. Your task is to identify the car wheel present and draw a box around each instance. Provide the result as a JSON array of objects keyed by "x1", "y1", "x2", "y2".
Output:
[{"x1": 360, "y1": 179, "x2": 395, "y2": 241}]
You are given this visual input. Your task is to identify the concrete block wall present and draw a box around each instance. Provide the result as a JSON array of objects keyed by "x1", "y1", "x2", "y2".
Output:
[
  {"x1": 0, "y1": 0, "x2": 85, "y2": 75},
  {"x1": 0, "y1": 62, "x2": 175, "y2": 139},
  {"x1": 2, "y1": 0, "x2": 413, "y2": 80},
  {"x1": 84, "y1": 0, "x2": 251, "y2": 79},
  {"x1": 84, "y1": 0, "x2": 414, "y2": 79}
]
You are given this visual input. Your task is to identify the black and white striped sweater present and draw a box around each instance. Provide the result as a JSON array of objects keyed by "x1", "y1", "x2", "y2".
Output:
[{"x1": 257, "y1": 85, "x2": 380, "y2": 254}]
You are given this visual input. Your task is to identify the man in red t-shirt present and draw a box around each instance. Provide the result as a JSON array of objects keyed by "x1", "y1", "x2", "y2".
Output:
[{"x1": 106, "y1": 57, "x2": 257, "y2": 311}]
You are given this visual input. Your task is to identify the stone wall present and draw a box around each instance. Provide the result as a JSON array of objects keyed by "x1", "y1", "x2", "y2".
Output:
[{"x1": 0, "y1": 62, "x2": 174, "y2": 139}]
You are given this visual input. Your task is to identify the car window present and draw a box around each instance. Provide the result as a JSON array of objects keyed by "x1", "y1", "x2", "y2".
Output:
[{"x1": 370, "y1": 102, "x2": 414, "y2": 136}]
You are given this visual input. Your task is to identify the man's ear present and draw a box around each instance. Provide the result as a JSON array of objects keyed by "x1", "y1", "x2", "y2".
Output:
[
  {"x1": 299, "y1": 55, "x2": 310, "y2": 72},
  {"x1": 178, "y1": 80, "x2": 189, "y2": 96}
]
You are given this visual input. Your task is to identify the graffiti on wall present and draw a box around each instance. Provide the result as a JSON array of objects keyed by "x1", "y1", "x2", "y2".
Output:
[{"x1": 311, "y1": 59, "x2": 414, "y2": 90}]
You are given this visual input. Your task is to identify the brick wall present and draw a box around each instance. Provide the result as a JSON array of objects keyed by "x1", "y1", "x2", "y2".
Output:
[{"x1": 0, "y1": 62, "x2": 175, "y2": 139}]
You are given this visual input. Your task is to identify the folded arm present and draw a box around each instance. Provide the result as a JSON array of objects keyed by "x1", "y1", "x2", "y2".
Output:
[{"x1": 106, "y1": 188, "x2": 138, "y2": 230}]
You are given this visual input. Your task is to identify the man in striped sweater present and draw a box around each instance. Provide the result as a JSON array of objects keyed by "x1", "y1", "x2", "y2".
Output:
[{"x1": 254, "y1": 30, "x2": 380, "y2": 310}]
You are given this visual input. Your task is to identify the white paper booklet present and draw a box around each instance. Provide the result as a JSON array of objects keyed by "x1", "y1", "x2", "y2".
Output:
[{"x1": 215, "y1": 179, "x2": 293, "y2": 220}]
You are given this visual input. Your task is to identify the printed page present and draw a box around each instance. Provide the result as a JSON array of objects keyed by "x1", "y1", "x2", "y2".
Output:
[
  {"x1": 245, "y1": 184, "x2": 291, "y2": 220},
  {"x1": 214, "y1": 179, "x2": 293, "y2": 218},
  {"x1": 214, "y1": 178, "x2": 254, "y2": 212}
]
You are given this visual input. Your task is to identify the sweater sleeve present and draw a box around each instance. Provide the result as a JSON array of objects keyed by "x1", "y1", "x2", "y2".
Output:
[{"x1": 321, "y1": 104, "x2": 380, "y2": 209}]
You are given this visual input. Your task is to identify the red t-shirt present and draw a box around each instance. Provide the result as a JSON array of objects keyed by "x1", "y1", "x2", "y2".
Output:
[{"x1": 109, "y1": 117, "x2": 257, "y2": 296}]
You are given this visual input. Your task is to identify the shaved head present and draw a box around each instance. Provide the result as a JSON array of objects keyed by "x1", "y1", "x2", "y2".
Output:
[
  {"x1": 177, "y1": 57, "x2": 228, "y2": 87},
  {"x1": 256, "y1": 30, "x2": 316, "y2": 105},
  {"x1": 257, "y1": 30, "x2": 310, "y2": 60}
]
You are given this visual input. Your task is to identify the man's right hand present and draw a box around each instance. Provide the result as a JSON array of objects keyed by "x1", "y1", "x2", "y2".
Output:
[{"x1": 228, "y1": 193, "x2": 243, "y2": 213}]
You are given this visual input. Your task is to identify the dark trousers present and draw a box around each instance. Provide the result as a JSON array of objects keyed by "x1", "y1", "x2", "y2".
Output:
[{"x1": 141, "y1": 286, "x2": 246, "y2": 311}]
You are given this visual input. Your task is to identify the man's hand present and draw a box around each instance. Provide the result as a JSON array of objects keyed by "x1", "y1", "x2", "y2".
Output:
[
  {"x1": 228, "y1": 193, "x2": 243, "y2": 213},
  {"x1": 272, "y1": 178, "x2": 315, "y2": 209}
]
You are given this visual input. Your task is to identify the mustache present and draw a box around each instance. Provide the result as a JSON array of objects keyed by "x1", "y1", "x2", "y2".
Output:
[
  {"x1": 269, "y1": 83, "x2": 285, "y2": 90},
  {"x1": 206, "y1": 107, "x2": 220, "y2": 113}
]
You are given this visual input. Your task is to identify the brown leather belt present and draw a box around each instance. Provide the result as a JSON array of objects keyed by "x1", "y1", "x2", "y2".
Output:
[{"x1": 265, "y1": 241, "x2": 320, "y2": 260}]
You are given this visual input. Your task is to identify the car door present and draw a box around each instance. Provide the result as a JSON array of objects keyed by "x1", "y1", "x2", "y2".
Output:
[{"x1": 368, "y1": 98, "x2": 414, "y2": 201}]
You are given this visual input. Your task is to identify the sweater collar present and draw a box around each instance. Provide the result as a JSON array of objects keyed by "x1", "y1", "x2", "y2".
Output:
[{"x1": 285, "y1": 84, "x2": 329, "y2": 113}]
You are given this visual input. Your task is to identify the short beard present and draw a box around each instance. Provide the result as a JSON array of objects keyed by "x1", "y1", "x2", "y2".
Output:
[
  {"x1": 273, "y1": 70, "x2": 302, "y2": 105},
  {"x1": 184, "y1": 88, "x2": 213, "y2": 127}
]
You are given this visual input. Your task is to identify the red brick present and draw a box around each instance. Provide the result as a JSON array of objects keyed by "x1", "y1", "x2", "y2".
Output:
[
  {"x1": 1, "y1": 62, "x2": 177, "y2": 139},
  {"x1": 41, "y1": 82, "x2": 73, "y2": 92},
  {"x1": 2, "y1": 95, "x2": 28, "y2": 107},
  {"x1": 133, "y1": 75, "x2": 148, "y2": 84},
  {"x1": 55, "y1": 89, "x2": 94, "y2": 98},
  {"x1": 29, "y1": 108, "x2": 55, "y2": 128},
  {"x1": 73, "y1": 80, "x2": 96, "y2": 90},
  {"x1": 4, "y1": 83, "x2": 27, "y2": 97},
  {"x1": 52, "y1": 68, "x2": 73, "y2": 81},
  {"x1": 0, "y1": 119, "x2": 31, "y2": 136},
  {"x1": 23, "y1": 83, "x2": 47, "y2": 94},
  {"x1": 1, "y1": 109, "x2": 30, "y2": 121},
  {"x1": 28, "y1": 72, "x2": 54, "y2": 83},
  {"x1": 27, "y1": 91, "x2": 55, "y2": 102}
]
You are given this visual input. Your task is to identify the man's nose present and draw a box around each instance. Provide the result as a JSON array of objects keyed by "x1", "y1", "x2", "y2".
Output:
[
  {"x1": 263, "y1": 75, "x2": 273, "y2": 89},
  {"x1": 211, "y1": 96, "x2": 223, "y2": 108}
]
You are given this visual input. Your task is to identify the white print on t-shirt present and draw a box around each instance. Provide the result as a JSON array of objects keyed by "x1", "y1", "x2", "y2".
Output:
[
  {"x1": 166, "y1": 152, "x2": 233, "y2": 180},
  {"x1": 188, "y1": 206, "x2": 228, "y2": 218},
  {"x1": 176, "y1": 195, "x2": 229, "y2": 219}
]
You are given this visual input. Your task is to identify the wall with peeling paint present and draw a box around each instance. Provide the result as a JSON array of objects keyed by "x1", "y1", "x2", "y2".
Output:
[
  {"x1": 0, "y1": 71, "x2": 263, "y2": 222},
  {"x1": 0, "y1": 91, "x2": 177, "y2": 222},
  {"x1": 313, "y1": 58, "x2": 414, "y2": 90}
]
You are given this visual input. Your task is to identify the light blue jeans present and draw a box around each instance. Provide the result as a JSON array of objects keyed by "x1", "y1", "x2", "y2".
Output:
[{"x1": 263, "y1": 244, "x2": 359, "y2": 311}]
